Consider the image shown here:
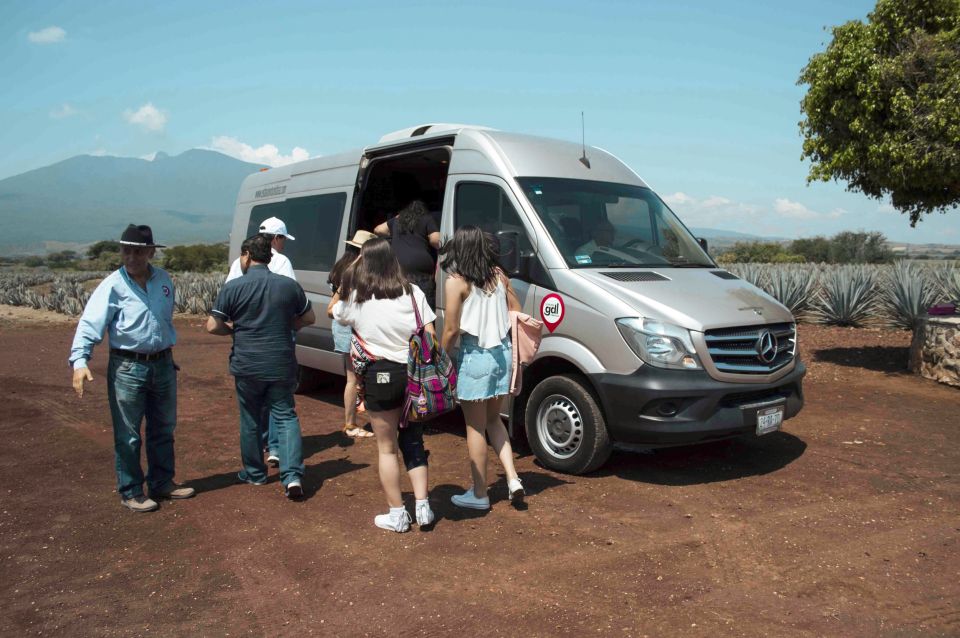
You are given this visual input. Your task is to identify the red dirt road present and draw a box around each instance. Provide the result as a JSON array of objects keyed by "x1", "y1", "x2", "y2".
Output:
[{"x1": 1, "y1": 318, "x2": 958, "y2": 637}]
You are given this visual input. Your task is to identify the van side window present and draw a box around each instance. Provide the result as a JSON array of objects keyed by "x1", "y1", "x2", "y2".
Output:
[
  {"x1": 454, "y1": 183, "x2": 532, "y2": 253},
  {"x1": 248, "y1": 193, "x2": 347, "y2": 271}
]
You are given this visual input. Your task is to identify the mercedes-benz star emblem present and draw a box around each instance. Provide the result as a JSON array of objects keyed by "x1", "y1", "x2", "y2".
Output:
[{"x1": 755, "y1": 330, "x2": 778, "y2": 364}]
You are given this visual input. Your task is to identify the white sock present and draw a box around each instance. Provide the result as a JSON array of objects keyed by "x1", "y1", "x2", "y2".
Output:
[{"x1": 415, "y1": 498, "x2": 429, "y2": 507}]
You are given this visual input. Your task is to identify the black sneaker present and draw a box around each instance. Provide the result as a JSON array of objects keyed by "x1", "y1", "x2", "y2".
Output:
[{"x1": 285, "y1": 481, "x2": 303, "y2": 499}]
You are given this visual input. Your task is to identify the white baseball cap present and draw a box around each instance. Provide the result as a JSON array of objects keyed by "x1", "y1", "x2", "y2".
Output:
[{"x1": 259, "y1": 216, "x2": 295, "y2": 240}]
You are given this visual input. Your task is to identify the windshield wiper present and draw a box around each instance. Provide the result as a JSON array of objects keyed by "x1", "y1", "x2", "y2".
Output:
[
  {"x1": 594, "y1": 261, "x2": 668, "y2": 268},
  {"x1": 667, "y1": 262, "x2": 714, "y2": 268}
]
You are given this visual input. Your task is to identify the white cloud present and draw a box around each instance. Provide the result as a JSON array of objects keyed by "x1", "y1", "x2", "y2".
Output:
[
  {"x1": 140, "y1": 152, "x2": 158, "y2": 161},
  {"x1": 209, "y1": 136, "x2": 310, "y2": 167},
  {"x1": 89, "y1": 148, "x2": 109, "y2": 157},
  {"x1": 877, "y1": 202, "x2": 898, "y2": 214},
  {"x1": 702, "y1": 196, "x2": 732, "y2": 208},
  {"x1": 663, "y1": 192, "x2": 695, "y2": 206},
  {"x1": 773, "y1": 198, "x2": 819, "y2": 219},
  {"x1": 123, "y1": 103, "x2": 167, "y2": 132},
  {"x1": 28, "y1": 26, "x2": 66, "y2": 44},
  {"x1": 50, "y1": 103, "x2": 77, "y2": 119}
]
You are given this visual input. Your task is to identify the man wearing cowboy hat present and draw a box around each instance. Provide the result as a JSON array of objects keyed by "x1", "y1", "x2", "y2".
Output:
[{"x1": 69, "y1": 224, "x2": 195, "y2": 512}]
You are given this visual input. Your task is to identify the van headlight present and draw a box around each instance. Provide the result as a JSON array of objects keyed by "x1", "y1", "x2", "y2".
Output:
[{"x1": 615, "y1": 318, "x2": 702, "y2": 370}]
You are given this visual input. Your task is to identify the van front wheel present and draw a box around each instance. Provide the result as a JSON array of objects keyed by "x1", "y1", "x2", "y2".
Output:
[{"x1": 524, "y1": 374, "x2": 612, "y2": 475}]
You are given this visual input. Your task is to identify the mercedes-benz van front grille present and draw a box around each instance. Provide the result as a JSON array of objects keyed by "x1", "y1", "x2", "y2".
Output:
[{"x1": 703, "y1": 322, "x2": 796, "y2": 374}]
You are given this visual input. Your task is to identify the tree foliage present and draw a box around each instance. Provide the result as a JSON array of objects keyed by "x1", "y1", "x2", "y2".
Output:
[
  {"x1": 717, "y1": 242, "x2": 805, "y2": 264},
  {"x1": 790, "y1": 231, "x2": 894, "y2": 263},
  {"x1": 720, "y1": 231, "x2": 895, "y2": 263},
  {"x1": 161, "y1": 243, "x2": 229, "y2": 272},
  {"x1": 798, "y1": 0, "x2": 960, "y2": 225},
  {"x1": 86, "y1": 240, "x2": 121, "y2": 260}
]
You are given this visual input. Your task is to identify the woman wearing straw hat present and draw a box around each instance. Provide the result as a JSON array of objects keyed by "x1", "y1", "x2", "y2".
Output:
[{"x1": 326, "y1": 230, "x2": 377, "y2": 438}]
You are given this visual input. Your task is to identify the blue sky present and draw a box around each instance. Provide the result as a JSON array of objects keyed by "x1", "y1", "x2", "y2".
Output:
[{"x1": 2, "y1": 0, "x2": 956, "y2": 244}]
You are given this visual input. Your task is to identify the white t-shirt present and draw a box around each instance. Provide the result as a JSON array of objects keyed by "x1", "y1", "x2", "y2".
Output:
[
  {"x1": 225, "y1": 249, "x2": 295, "y2": 282},
  {"x1": 333, "y1": 285, "x2": 437, "y2": 364}
]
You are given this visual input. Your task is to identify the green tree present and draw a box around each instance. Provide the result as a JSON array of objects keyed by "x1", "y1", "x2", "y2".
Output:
[
  {"x1": 161, "y1": 243, "x2": 229, "y2": 272},
  {"x1": 798, "y1": 0, "x2": 960, "y2": 225},
  {"x1": 86, "y1": 240, "x2": 121, "y2": 260},
  {"x1": 717, "y1": 241, "x2": 805, "y2": 264},
  {"x1": 828, "y1": 230, "x2": 895, "y2": 263},
  {"x1": 46, "y1": 250, "x2": 78, "y2": 269},
  {"x1": 789, "y1": 236, "x2": 832, "y2": 263}
]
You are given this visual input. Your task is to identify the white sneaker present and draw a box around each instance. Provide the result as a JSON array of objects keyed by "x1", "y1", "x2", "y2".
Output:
[
  {"x1": 508, "y1": 478, "x2": 525, "y2": 505},
  {"x1": 374, "y1": 508, "x2": 411, "y2": 533},
  {"x1": 415, "y1": 500, "x2": 435, "y2": 528}
]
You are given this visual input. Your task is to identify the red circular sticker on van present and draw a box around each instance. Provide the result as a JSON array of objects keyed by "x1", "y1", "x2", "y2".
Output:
[{"x1": 540, "y1": 294, "x2": 564, "y2": 333}]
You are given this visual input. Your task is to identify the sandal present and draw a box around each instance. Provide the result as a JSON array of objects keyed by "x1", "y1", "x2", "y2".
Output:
[{"x1": 343, "y1": 424, "x2": 374, "y2": 438}]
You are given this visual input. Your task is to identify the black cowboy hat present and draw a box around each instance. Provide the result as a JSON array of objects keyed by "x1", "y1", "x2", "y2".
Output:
[{"x1": 119, "y1": 224, "x2": 165, "y2": 248}]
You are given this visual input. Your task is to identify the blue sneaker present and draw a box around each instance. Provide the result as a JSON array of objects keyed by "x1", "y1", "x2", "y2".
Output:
[{"x1": 451, "y1": 488, "x2": 491, "y2": 510}]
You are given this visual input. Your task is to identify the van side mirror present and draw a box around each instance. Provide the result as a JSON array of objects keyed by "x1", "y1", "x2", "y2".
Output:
[
  {"x1": 697, "y1": 237, "x2": 709, "y2": 254},
  {"x1": 496, "y1": 230, "x2": 521, "y2": 276}
]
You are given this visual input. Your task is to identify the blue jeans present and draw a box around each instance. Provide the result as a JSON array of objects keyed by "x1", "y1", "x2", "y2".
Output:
[
  {"x1": 235, "y1": 377, "x2": 304, "y2": 486},
  {"x1": 106, "y1": 354, "x2": 178, "y2": 499},
  {"x1": 260, "y1": 410, "x2": 279, "y2": 457}
]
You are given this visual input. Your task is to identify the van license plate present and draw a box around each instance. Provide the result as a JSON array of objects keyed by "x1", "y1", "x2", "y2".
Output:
[{"x1": 756, "y1": 406, "x2": 784, "y2": 435}]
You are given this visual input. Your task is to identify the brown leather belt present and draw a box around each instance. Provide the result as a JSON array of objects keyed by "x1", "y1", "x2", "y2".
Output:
[{"x1": 110, "y1": 348, "x2": 171, "y2": 362}]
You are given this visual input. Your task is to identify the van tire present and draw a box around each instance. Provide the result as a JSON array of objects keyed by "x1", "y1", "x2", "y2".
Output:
[
  {"x1": 524, "y1": 374, "x2": 612, "y2": 474},
  {"x1": 294, "y1": 365, "x2": 319, "y2": 394}
]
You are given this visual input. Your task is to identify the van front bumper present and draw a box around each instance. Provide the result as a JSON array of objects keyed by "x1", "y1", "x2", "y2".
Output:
[{"x1": 588, "y1": 362, "x2": 805, "y2": 446}]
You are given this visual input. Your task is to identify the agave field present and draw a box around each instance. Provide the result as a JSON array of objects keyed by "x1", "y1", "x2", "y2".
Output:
[
  {"x1": 1, "y1": 264, "x2": 958, "y2": 329},
  {"x1": 725, "y1": 262, "x2": 960, "y2": 329},
  {"x1": 0, "y1": 270, "x2": 226, "y2": 317}
]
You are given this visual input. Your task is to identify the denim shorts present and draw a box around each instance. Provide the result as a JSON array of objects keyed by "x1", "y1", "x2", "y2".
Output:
[
  {"x1": 455, "y1": 334, "x2": 511, "y2": 402},
  {"x1": 332, "y1": 321, "x2": 352, "y2": 353}
]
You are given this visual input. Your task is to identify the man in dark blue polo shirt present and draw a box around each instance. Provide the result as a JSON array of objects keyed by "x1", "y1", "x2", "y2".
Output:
[{"x1": 206, "y1": 235, "x2": 315, "y2": 498}]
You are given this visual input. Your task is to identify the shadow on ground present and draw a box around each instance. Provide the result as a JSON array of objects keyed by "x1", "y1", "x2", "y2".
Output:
[
  {"x1": 593, "y1": 432, "x2": 807, "y2": 486},
  {"x1": 427, "y1": 470, "x2": 573, "y2": 526},
  {"x1": 813, "y1": 345, "x2": 911, "y2": 373}
]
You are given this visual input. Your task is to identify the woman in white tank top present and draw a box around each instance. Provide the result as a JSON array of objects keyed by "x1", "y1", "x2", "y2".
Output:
[{"x1": 440, "y1": 226, "x2": 525, "y2": 510}]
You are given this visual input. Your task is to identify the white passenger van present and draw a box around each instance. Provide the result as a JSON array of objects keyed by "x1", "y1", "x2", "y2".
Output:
[{"x1": 230, "y1": 124, "x2": 805, "y2": 474}]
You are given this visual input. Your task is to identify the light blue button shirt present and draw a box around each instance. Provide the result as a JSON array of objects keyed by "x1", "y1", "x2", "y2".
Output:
[{"x1": 70, "y1": 265, "x2": 177, "y2": 369}]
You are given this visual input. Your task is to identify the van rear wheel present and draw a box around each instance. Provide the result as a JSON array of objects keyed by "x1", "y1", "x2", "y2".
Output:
[{"x1": 524, "y1": 374, "x2": 612, "y2": 474}]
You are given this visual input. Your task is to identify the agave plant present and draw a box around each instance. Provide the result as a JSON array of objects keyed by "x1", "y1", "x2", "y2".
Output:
[
  {"x1": 813, "y1": 265, "x2": 880, "y2": 327},
  {"x1": 725, "y1": 263, "x2": 768, "y2": 289},
  {"x1": 762, "y1": 264, "x2": 819, "y2": 317},
  {"x1": 931, "y1": 264, "x2": 960, "y2": 303},
  {"x1": 881, "y1": 261, "x2": 942, "y2": 330}
]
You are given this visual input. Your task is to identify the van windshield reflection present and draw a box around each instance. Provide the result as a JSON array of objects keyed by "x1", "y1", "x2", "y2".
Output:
[{"x1": 515, "y1": 177, "x2": 714, "y2": 269}]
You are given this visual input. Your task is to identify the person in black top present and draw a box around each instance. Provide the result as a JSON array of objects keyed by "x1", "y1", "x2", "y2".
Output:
[
  {"x1": 374, "y1": 200, "x2": 441, "y2": 308},
  {"x1": 206, "y1": 235, "x2": 316, "y2": 499}
]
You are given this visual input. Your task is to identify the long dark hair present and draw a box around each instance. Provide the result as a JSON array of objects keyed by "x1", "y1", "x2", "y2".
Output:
[
  {"x1": 327, "y1": 246, "x2": 359, "y2": 292},
  {"x1": 341, "y1": 237, "x2": 410, "y2": 303},
  {"x1": 397, "y1": 199, "x2": 429, "y2": 235},
  {"x1": 440, "y1": 225, "x2": 500, "y2": 290}
]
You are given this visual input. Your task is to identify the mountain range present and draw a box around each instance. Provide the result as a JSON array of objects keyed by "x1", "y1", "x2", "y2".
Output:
[
  {"x1": 0, "y1": 150, "x2": 786, "y2": 255},
  {"x1": 0, "y1": 150, "x2": 265, "y2": 253}
]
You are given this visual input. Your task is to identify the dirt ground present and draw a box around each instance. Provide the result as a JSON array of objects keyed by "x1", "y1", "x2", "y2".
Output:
[{"x1": 1, "y1": 313, "x2": 958, "y2": 637}]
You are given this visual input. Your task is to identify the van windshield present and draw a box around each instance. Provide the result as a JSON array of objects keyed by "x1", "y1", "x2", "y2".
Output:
[{"x1": 516, "y1": 177, "x2": 714, "y2": 268}]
